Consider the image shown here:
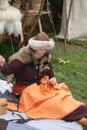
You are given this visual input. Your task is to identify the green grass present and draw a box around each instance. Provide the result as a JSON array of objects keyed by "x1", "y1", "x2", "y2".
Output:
[
  {"x1": 0, "y1": 39, "x2": 87, "y2": 129},
  {"x1": 51, "y1": 42, "x2": 87, "y2": 103},
  {"x1": 0, "y1": 40, "x2": 19, "y2": 62},
  {"x1": 51, "y1": 41, "x2": 87, "y2": 130}
]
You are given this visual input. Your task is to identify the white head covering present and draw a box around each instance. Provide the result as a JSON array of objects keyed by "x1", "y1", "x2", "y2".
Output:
[{"x1": 28, "y1": 32, "x2": 55, "y2": 50}]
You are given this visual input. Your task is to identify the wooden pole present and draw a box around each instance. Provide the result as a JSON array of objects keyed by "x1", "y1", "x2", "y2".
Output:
[
  {"x1": 21, "y1": 0, "x2": 45, "y2": 46},
  {"x1": 64, "y1": 0, "x2": 73, "y2": 51}
]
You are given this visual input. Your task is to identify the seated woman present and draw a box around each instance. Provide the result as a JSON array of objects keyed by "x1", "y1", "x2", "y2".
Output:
[{"x1": 0, "y1": 32, "x2": 87, "y2": 127}]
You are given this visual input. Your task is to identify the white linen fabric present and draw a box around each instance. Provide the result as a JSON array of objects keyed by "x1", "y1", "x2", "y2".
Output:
[
  {"x1": 0, "y1": 111, "x2": 83, "y2": 130},
  {"x1": 0, "y1": 79, "x2": 13, "y2": 94},
  {"x1": 57, "y1": 0, "x2": 87, "y2": 40}
]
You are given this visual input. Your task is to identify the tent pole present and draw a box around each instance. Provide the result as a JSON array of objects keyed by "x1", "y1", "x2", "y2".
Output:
[{"x1": 64, "y1": 0, "x2": 73, "y2": 51}]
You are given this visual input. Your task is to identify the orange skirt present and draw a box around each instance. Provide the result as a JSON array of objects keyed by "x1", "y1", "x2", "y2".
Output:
[{"x1": 7, "y1": 76, "x2": 84, "y2": 119}]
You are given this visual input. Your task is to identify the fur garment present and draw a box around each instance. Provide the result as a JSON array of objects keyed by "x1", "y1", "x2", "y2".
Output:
[
  {"x1": 34, "y1": 53, "x2": 51, "y2": 78},
  {"x1": 7, "y1": 46, "x2": 32, "y2": 83},
  {"x1": 7, "y1": 45, "x2": 51, "y2": 83},
  {"x1": 0, "y1": 0, "x2": 22, "y2": 36},
  {"x1": 0, "y1": 0, "x2": 11, "y2": 10},
  {"x1": 0, "y1": 6, "x2": 22, "y2": 21}
]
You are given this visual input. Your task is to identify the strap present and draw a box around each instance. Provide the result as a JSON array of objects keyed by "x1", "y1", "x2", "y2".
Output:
[
  {"x1": 8, "y1": 111, "x2": 34, "y2": 124},
  {"x1": 8, "y1": 118, "x2": 33, "y2": 124}
]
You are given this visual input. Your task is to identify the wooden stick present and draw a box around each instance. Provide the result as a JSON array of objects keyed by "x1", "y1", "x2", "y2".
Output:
[
  {"x1": 21, "y1": 0, "x2": 45, "y2": 46},
  {"x1": 64, "y1": 0, "x2": 73, "y2": 51}
]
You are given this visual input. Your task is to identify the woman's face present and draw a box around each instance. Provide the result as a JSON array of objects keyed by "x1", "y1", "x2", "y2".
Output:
[{"x1": 34, "y1": 50, "x2": 47, "y2": 59}]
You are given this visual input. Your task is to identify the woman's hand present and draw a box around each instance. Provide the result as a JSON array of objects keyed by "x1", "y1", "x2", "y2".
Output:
[
  {"x1": 0, "y1": 55, "x2": 5, "y2": 67},
  {"x1": 48, "y1": 77, "x2": 57, "y2": 85}
]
